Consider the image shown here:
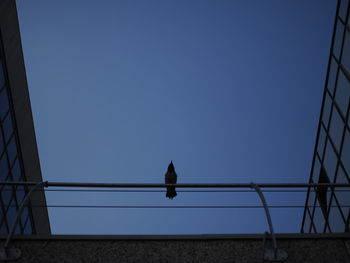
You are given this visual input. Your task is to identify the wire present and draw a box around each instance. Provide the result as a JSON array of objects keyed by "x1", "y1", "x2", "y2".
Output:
[
  {"x1": 3, "y1": 188, "x2": 350, "y2": 193},
  {"x1": 9, "y1": 205, "x2": 350, "y2": 209}
]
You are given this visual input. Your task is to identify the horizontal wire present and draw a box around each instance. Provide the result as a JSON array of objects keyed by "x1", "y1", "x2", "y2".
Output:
[
  {"x1": 42, "y1": 189, "x2": 307, "y2": 193},
  {"x1": 2, "y1": 188, "x2": 350, "y2": 193},
  {"x1": 8, "y1": 205, "x2": 350, "y2": 209},
  {"x1": 2, "y1": 187, "x2": 350, "y2": 193},
  {"x1": 2, "y1": 181, "x2": 350, "y2": 188}
]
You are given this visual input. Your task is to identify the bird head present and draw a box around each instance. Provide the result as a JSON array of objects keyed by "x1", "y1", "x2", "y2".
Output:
[{"x1": 167, "y1": 161, "x2": 175, "y2": 172}]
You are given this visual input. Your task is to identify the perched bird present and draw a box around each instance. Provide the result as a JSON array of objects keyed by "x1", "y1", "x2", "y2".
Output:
[{"x1": 165, "y1": 161, "x2": 177, "y2": 199}]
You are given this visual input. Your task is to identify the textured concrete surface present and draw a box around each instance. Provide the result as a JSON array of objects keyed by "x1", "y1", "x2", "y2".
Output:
[{"x1": 2, "y1": 237, "x2": 350, "y2": 262}]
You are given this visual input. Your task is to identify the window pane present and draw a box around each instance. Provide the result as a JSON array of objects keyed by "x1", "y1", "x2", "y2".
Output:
[
  {"x1": 324, "y1": 140, "x2": 338, "y2": 182},
  {"x1": 16, "y1": 186, "x2": 25, "y2": 205},
  {"x1": 23, "y1": 219, "x2": 32, "y2": 235},
  {"x1": 313, "y1": 202, "x2": 326, "y2": 232},
  {"x1": 329, "y1": 106, "x2": 345, "y2": 153},
  {"x1": 21, "y1": 206, "x2": 28, "y2": 228},
  {"x1": 0, "y1": 88, "x2": 9, "y2": 121},
  {"x1": 3, "y1": 113, "x2": 13, "y2": 144},
  {"x1": 0, "y1": 129, "x2": 3, "y2": 156},
  {"x1": 327, "y1": 57, "x2": 338, "y2": 96},
  {"x1": 335, "y1": 166, "x2": 350, "y2": 219},
  {"x1": 334, "y1": 20, "x2": 345, "y2": 60},
  {"x1": 342, "y1": 31, "x2": 350, "y2": 73},
  {"x1": 7, "y1": 136, "x2": 17, "y2": 166},
  {"x1": 0, "y1": 155, "x2": 8, "y2": 181},
  {"x1": 341, "y1": 130, "x2": 350, "y2": 176},
  {"x1": 0, "y1": 61, "x2": 4, "y2": 89},
  {"x1": 317, "y1": 126, "x2": 327, "y2": 157},
  {"x1": 312, "y1": 157, "x2": 321, "y2": 182},
  {"x1": 6, "y1": 199, "x2": 21, "y2": 235},
  {"x1": 308, "y1": 189, "x2": 316, "y2": 208},
  {"x1": 303, "y1": 209, "x2": 312, "y2": 233},
  {"x1": 328, "y1": 198, "x2": 346, "y2": 232},
  {"x1": 11, "y1": 158, "x2": 22, "y2": 181},
  {"x1": 339, "y1": 0, "x2": 349, "y2": 22},
  {"x1": 0, "y1": 219, "x2": 7, "y2": 235},
  {"x1": 335, "y1": 69, "x2": 350, "y2": 117},
  {"x1": 322, "y1": 94, "x2": 332, "y2": 128},
  {"x1": 1, "y1": 186, "x2": 13, "y2": 207}
]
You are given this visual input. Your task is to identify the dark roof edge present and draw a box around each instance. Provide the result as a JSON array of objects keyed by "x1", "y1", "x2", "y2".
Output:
[{"x1": 2, "y1": 233, "x2": 350, "y2": 241}]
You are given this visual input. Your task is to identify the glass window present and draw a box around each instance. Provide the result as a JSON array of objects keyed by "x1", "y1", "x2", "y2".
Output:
[
  {"x1": 1, "y1": 186, "x2": 13, "y2": 207},
  {"x1": 317, "y1": 167, "x2": 330, "y2": 215},
  {"x1": 11, "y1": 158, "x2": 21, "y2": 181},
  {"x1": 335, "y1": 166, "x2": 350, "y2": 220},
  {"x1": 0, "y1": 155, "x2": 8, "y2": 181},
  {"x1": 312, "y1": 157, "x2": 321, "y2": 182},
  {"x1": 334, "y1": 20, "x2": 345, "y2": 60},
  {"x1": 335, "y1": 69, "x2": 350, "y2": 117},
  {"x1": 7, "y1": 136, "x2": 17, "y2": 166},
  {"x1": 327, "y1": 57, "x2": 338, "y2": 96},
  {"x1": 339, "y1": 0, "x2": 349, "y2": 22},
  {"x1": 322, "y1": 93, "x2": 332, "y2": 128},
  {"x1": 313, "y1": 202, "x2": 326, "y2": 233},
  {"x1": 328, "y1": 198, "x2": 346, "y2": 232},
  {"x1": 21, "y1": 205, "x2": 28, "y2": 228},
  {"x1": 303, "y1": 209, "x2": 312, "y2": 233},
  {"x1": 317, "y1": 126, "x2": 327, "y2": 157},
  {"x1": 0, "y1": 220, "x2": 7, "y2": 235},
  {"x1": 341, "y1": 130, "x2": 350, "y2": 176},
  {"x1": 342, "y1": 31, "x2": 350, "y2": 74},
  {"x1": 16, "y1": 186, "x2": 25, "y2": 205},
  {"x1": 23, "y1": 219, "x2": 32, "y2": 235},
  {"x1": 0, "y1": 61, "x2": 4, "y2": 89},
  {"x1": 6, "y1": 199, "x2": 21, "y2": 235},
  {"x1": 324, "y1": 140, "x2": 338, "y2": 182},
  {"x1": 3, "y1": 112, "x2": 13, "y2": 144},
  {"x1": 308, "y1": 189, "x2": 316, "y2": 208},
  {"x1": 0, "y1": 130, "x2": 4, "y2": 156},
  {"x1": 329, "y1": 106, "x2": 345, "y2": 153},
  {"x1": 0, "y1": 88, "x2": 9, "y2": 121}
]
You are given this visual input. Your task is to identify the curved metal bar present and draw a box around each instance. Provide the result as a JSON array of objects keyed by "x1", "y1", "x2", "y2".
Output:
[
  {"x1": 250, "y1": 182, "x2": 277, "y2": 257},
  {"x1": 4, "y1": 181, "x2": 48, "y2": 249}
]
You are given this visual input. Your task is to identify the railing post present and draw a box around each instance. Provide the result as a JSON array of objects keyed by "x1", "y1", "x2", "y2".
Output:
[{"x1": 250, "y1": 182, "x2": 288, "y2": 262}]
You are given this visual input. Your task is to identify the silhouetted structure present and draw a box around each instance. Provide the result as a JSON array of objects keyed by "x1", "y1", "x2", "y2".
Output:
[
  {"x1": 0, "y1": 0, "x2": 51, "y2": 235},
  {"x1": 302, "y1": 0, "x2": 350, "y2": 233},
  {"x1": 165, "y1": 161, "x2": 177, "y2": 199}
]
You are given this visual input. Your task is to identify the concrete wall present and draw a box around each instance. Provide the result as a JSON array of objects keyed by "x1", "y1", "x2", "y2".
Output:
[
  {"x1": 0, "y1": 0, "x2": 51, "y2": 235},
  {"x1": 3, "y1": 234, "x2": 350, "y2": 262}
]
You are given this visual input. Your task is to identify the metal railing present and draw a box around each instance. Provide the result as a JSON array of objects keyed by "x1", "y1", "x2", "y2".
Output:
[{"x1": 1, "y1": 181, "x2": 350, "y2": 261}]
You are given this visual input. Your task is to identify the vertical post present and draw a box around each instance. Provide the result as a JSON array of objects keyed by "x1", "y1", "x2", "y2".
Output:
[
  {"x1": 4, "y1": 181, "x2": 48, "y2": 250},
  {"x1": 250, "y1": 182, "x2": 278, "y2": 257}
]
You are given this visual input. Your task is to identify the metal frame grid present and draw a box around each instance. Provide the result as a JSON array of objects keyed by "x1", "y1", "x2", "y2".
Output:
[
  {"x1": 0, "y1": 31, "x2": 35, "y2": 235},
  {"x1": 302, "y1": 0, "x2": 350, "y2": 233}
]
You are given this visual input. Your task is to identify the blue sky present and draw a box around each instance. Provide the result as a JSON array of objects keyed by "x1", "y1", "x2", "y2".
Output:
[{"x1": 16, "y1": 0, "x2": 336, "y2": 234}]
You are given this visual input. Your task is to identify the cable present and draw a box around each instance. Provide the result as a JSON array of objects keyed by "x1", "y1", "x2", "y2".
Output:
[
  {"x1": 3, "y1": 188, "x2": 349, "y2": 193},
  {"x1": 8, "y1": 205, "x2": 350, "y2": 209}
]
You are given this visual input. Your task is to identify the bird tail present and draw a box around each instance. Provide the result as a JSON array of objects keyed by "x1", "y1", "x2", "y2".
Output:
[{"x1": 166, "y1": 186, "x2": 177, "y2": 199}]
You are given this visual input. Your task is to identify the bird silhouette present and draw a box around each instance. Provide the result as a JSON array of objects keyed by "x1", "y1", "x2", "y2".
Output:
[{"x1": 165, "y1": 161, "x2": 177, "y2": 199}]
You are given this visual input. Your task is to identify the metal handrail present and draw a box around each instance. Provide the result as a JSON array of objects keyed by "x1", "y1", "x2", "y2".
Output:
[{"x1": 0, "y1": 181, "x2": 350, "y2": 188}]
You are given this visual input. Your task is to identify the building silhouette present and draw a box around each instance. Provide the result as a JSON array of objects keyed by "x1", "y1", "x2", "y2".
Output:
[
  {"x1": 0, "y1": 0, "x2": 50, "y2": 235},
  {"x1": 302, "y1": 0, "x2": 350, "y2": 233}
]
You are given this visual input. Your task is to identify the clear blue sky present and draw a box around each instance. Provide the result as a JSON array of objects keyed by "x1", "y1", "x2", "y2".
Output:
[{"x1": 16, "y1": 0, "x2": 336, "y2": 234}]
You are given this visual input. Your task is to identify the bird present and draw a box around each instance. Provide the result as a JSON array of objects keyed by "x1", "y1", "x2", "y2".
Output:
[{"x1": 165, "y1": 161, "x2": 177, "y2": 199}]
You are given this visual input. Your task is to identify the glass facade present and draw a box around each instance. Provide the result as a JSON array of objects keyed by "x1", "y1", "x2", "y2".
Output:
[
  {"x1": 0, "y1": 35, "x2": 34, "y2": 235},
  {"x1": 302, "y1": 0, "x2": 350, "y2": 233}
]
